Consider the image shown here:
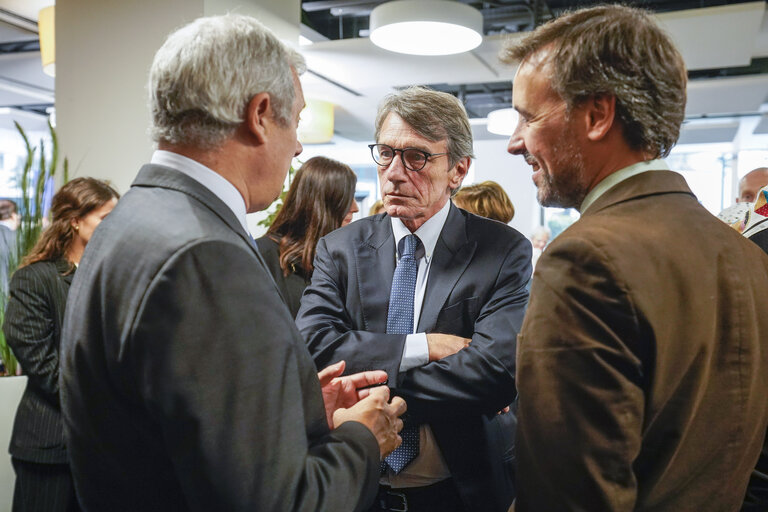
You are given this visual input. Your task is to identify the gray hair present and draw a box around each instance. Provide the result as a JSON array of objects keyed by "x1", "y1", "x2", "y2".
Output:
[
  {"x1": 149, "y1": 14, "x2": 306, "y2": 149},
  {"x1": 374, "y1": 86, "x2": 474, "y2": 167},
  {"x1": 501, "y1": 5, "x2": 686, "y2": 158}
]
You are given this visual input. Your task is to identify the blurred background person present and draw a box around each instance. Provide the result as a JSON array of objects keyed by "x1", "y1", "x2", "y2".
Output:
[
  {"x1": 452, "y1": 180, "x2": 515, "y2": 223},
  {"x1": 530, "y1": 226, "x2": 550, "y2": 271},
  {"x1": 0, "y1": 200, "x2": 17, "y2": 299},
  {"x1": 3, "y1": 177, "x2": 118, "y2": 512},
  {"x1": 368, "y1": 199, "x2": 385, "y2": 216},
  {"x1": 0, "y1": 199, "x2": 20, "y2": 231},
  {"x1": 742, "y1": 183, "x2": 768, "y2": 511},
  {"x1": 256, "y1": 156, "x2": 358, "y2": 318},
  {"x1": 737, "y1": 167, "x2": 768, "y2": 204}
]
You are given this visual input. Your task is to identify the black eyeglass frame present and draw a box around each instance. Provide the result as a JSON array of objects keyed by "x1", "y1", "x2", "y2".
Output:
[{"x1": 368, "y1": 143, "x2": 449, "y2": 172}]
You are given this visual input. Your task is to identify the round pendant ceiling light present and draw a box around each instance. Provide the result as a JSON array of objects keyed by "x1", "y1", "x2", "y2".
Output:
[
  {"x1": 486, "y1": 108, "x2": 519, "y2": 136},
  {"x1": 369, "y1": 0, "x2": 483, "y2": 56}
]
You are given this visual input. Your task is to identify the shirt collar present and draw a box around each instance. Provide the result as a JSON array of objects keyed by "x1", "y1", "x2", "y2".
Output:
[
  {"x1": 579, "y1": 159, "x2": 670, "y2": 213},
  {"x1": 151, "y1": 150, "x2": 249, "y2": 234},
  {"x1": 390, "y1": 200, "x2": 451, "y2": 261}
]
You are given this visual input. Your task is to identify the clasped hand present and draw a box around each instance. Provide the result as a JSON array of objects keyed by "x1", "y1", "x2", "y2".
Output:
[{"x1": 318, "y1": 360, "x2": 407, "y2": 456}]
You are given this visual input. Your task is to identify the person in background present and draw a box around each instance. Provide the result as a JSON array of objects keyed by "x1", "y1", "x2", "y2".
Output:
[
  {"x1": 369, "y1": 199, "x2": 386, "y2": 216},
  {"x1": 256, "y1": 155, "x2": 359, "y2": 317},
  {"x1": 529, "y1": 226, "x2": 550, "y2": 271},
  {"x1": 742, "y1": 184, "x2": 768, "y2": 511},
  {"x1": 504, "y1": 5, "x2": 768, "y2": 510},
  {"x1": 452, "y1": 181, "x2": 515, "y2": 224},
  {"x1": 737, "y1": 167, "x2": 768, "y2": 203},
  {"x1": 4, "y1": 177, "x2": 118, "y2": 512},
  {"x1": 0, "y1": 199, "x2": 20, "y2": 231},
  {"x1": 60, "y1": 15, "x2": 404, "y2": 511}
]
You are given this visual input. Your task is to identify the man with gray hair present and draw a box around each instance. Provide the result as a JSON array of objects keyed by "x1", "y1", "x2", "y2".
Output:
[
  {"x1": 296, "y1": 86, "x2": 531, "y2": 512},
  {"x1": 60, "y1": 14, "x2": 405, "y2": 511},
  {"x1": 504, "y1": 5, "x2": 768, "y2": 511}
]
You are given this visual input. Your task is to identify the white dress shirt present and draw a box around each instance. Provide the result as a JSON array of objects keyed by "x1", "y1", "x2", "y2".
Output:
[{"x1": 386, "y1": 199, "x2": 453, "y2": 488}]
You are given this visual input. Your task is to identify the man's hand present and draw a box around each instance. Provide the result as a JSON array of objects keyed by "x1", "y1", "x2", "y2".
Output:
[
  {"x1": 426, "y1": 333, "x2": 471, "y2": 361},
  {"x1": 318, "y1": 360, "x2": 388, "y2": 428},
  {"x1": 333, "y1": 386, "x2": 407, "y2": 457}
]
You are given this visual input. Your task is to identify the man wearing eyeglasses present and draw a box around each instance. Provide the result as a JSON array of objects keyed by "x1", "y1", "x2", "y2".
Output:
[{"x1": 296, "y1": 86, "x2": 532, "y2": 512}]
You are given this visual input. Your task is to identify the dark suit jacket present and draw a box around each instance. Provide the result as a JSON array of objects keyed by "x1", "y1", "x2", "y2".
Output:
[
  {"x1": 60, "y1": 164, "x2": 380, "y2": 511},
  {"x1": 4, "y1": 259, "x2": 73, "y2": 464},
  {"x1": 515, "y1": 170, "x2": 768, "y2": 512},
  {"x1": 296, "y1": 205, "x2": 532, "y2": 512},
  {"x1": 255, "y1": 235, "x2": 310, "y2": 318}
]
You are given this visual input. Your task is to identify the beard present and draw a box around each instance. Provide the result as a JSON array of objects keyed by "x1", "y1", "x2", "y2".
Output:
[{"x1": 533, "y1": 137, "x2": 589, "y2": 209}]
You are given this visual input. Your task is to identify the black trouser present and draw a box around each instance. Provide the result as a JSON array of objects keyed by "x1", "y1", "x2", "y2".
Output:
[
  {"x1": 368, "y1": 478, "x2": 467, "y2": 512},
  {"x1": 12, "y1": 458, "x2": 80, "y2": 512}
]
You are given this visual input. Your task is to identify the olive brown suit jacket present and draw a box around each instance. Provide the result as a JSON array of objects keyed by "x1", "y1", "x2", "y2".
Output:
[{"x1": 515, "y1": 170, "x2": 768, "y2": 511}]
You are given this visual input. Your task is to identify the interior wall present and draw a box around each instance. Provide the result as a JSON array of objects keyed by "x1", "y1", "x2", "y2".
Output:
[
  {"x1": 471, "y1": 139, "x2": 540, "y2": 237},
  {"x1": 57, "y1": 0, "x2": 299, "y2": 196}
]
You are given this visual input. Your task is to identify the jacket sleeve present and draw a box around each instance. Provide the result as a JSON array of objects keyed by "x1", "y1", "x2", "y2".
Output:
[
  {"x1": 129, "y1": 241, "x2": 380, "y2": 512},
  {"x1": 396, "y1": 238, "x2": 530, "y2": 421},
  {"x1": 299, "y1": 233, "x2": 531, "y2": 422},
  {"x1": 297, "y1": 236, "x2": 407, "y2": 382},
  {"x1": 514, "y1": 236, "x2": 644, "y2": 512},
  {"x1": 3, "y1": 264, "x2": 60, "y2": 404}
]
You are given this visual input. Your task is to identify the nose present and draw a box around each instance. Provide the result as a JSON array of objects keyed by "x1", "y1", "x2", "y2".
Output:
[
  {"x1": 507, "y1": 129, "x2": 525, "y2": 156},
  {"x1": 350, "y1": 200, "x2": 359, "y2": 214},
  {"x1": 380, "y1": 153, "x2": 408, "y2": 182},
  {"x1": 294, "y1": 140, "x2": 303, "y2": 157}
]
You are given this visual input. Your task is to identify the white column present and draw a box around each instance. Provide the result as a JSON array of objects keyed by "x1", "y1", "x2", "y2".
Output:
[{"x1": 56, "y1": 0, "x2": 300, "y2": 193}]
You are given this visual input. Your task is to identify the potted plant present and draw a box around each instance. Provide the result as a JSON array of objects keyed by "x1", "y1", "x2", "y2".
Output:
[{"x1": 0, "y1": 120, "x2": 67, "y2": 375}]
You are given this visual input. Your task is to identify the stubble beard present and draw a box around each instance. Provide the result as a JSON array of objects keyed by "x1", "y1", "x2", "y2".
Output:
[{"x1": 536, "y1": 138, "x2": 589, "y2": 209}]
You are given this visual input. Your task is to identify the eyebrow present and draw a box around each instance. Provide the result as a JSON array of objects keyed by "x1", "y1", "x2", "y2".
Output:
[{"x1": 513, "y1": 105, "x2": 531, "y2": 118}]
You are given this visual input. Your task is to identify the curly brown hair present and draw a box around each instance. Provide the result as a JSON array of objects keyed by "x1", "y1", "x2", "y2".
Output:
[
  {"x1": 454, "y1": 181, "x2": 515, "y2": 223},
  {"x1": 501, "y1": 4, "x2": 686, "y2": 158},
  {"x1": 21, "y1": 177, "x2": 120, "y2": 269}
]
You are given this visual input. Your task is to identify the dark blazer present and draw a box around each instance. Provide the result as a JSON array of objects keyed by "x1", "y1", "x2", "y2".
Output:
[
  {"x1": 255, "y1": 235, "x2": 310, "y2": 318},
  {"x1": 60, "y1": 164, "x2": 380, "y2": 511},
  {"x1": 296, "y1": 205, "x2": 532, "y2": 512},
  {"x1": 515, "y1": 171, "x2": 768, "y2": 512},
  {"x1": 4, "y1": 259, "x2": 73, "y2": 464}
]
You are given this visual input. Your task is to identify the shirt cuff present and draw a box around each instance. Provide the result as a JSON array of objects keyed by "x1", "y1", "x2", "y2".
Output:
[{"x1": 399, "y1": 333, "x2": 429, "y2": 372}]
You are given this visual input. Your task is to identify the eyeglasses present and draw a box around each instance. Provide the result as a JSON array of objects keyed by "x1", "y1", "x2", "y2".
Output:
[{"x1": 368, "y1": 143, "x2": 448, "y2": 172}]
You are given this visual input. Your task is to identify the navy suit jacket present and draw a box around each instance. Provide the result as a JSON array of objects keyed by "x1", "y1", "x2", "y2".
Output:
[{"x1": 296, "y1": 204, "x2": 532, "y2": 512}]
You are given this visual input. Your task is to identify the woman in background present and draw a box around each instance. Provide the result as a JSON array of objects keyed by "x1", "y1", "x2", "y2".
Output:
[
  {"x1": 368, "y1": 199, "x2": 386, "y2": 216},
  {"x1": 4, "y1": 177, "x2": 119, "y2": 511},
  {"x1": 453, "y1": 180, "x2": 515, "y2": 224},
  {"x1": 256, "y1": 156, "x2": 358, "y2": 318}
]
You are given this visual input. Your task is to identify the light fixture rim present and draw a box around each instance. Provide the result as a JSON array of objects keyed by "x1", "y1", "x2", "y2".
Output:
[{"x1": 369, "y1": 0, "x2": 483, "y2": 56}]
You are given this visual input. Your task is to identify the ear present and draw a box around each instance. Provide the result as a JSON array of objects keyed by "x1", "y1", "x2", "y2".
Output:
[
  {"x1": 449, "y1": 156, "x2": 471, "y2": 190},
  {"x1": 245, "y1": 92, "x2": 272, "y2": 145},
  {"x1": 584, "y1": 94, "x2": 616, "y2": 142}
]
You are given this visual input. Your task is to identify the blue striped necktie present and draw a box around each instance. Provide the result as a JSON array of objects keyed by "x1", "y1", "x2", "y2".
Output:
[{"x1": 383, "y1": 234, "x2": 421, "y2": 474}]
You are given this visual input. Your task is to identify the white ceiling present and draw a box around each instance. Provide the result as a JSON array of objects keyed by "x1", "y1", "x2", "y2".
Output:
[{"x1": 2, "y1": 1, "x2": 768, "y2": 148}]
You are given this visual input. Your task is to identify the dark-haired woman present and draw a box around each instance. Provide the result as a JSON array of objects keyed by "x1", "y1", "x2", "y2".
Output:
[
  {"x1": 4, "y1": 177, "x2": 119, "y2": 511},
  {"x1": 256, "y1": 156, "x2": 358, "y2": 318}
]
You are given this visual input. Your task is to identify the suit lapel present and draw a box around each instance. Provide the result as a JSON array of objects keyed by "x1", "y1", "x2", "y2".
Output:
[
  {"x1": 356, "y1": 215, "x2": 395, "y2": 333},
  {"x1": 417, "y1": 205, "x2": 476, "y2": 332}
]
